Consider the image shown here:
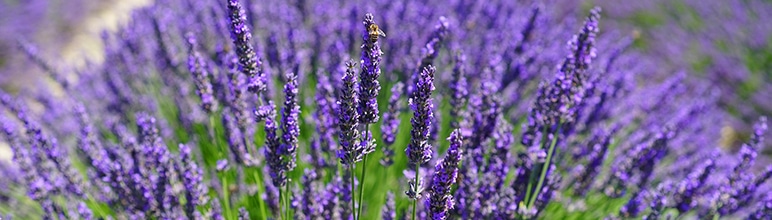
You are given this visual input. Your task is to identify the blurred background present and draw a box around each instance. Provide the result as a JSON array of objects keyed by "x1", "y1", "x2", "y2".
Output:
[{"x1": 0, "y1": 0, "x2": 770, "y2": 158}]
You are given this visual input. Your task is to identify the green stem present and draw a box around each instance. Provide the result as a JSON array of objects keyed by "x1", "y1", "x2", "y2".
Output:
[
  {"x1": 356, "y1": 125, "x2": 371, "y2": 219},
  {"x1": 411, "y1": 163, "x2": 420, "y2": 220},
  {"x1": 210, "y1": 115, "x2": 232, "y2": 219},
  {"x1": 349, "y1": 164, "x2": 356, "y2": 220},
  {"x1": 284, "y1": 183, "x2": 291, "y2": 220},
  {"x1": 279, "y1": 187, "x2": 283, "y2": 220},
  {"x1": 526, "y1": 123, "x2": 562, "y2": 209},
  {"x1": 523, "y1": 126, "x2": 549, "y2": 208},
  {"x1": 253, "y1": 172, "x2": 268, "y2": 219},
  {"x1": 221, "y1": 175, "x2": 232, "y2": 220}
]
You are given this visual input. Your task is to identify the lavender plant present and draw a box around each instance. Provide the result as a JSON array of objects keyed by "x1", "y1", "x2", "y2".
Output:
[{"x1": 1, "y1": 0, "x2": 771, "y2": 220}]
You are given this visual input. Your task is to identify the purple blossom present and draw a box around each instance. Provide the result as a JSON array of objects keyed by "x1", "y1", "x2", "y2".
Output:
[
  {"x1": 0, "y1": 116, "x2": 48, "y2": 201},
  {"x1": 406, "y1": 65, "x2": 436, "y2": 167},
  {"x1": 427, "y1": 129, "x2": 464, "y2": 220},
  {"x1": 300, "y1": 169, "x2": 323, "y2": 219},
  {"x1": 261, "y1": 99, "x2": 288, "y2": 187},
  {"x1": 222, "y1": 108, "x2": 251, "y2": 165},
  {"x1": 380, "y1": 82, "x2": 404, "y2": 166},
  {"x1": 76, "y1": 202, "x2": 94, "y2": 220},
  {"x1": 280, "y1": 71, "x2": 300, "y2": 172},
  {"x1": 643, "y1": 183, "x2": 668, "y2": 220},
  {"x1": 449, "y1": 51, "x2": 468, "y2": 130},
  {"x1": 382, "y1": 191, "x2": 396, "y2": 220},
  {"x1": 408, "y1": 17, "x2": 449, "y2": 96},
  {"x1": 570, "y1": 127, "x2": 616, "y2": 196},
  {"x1": 226, "y1": 0, "x2": 265, "y2": 93},
  {"x1": 358, "y1": 13, "x2": 384, "y2": 124},
  {"x1": 211, "y1": 198, "x2": 225, "y2": 220},
  {"x1": 185, "y1": 33, "x2": 217, "y2": 113},
  {"x1": 620, "y1": 189, "x2": 647, "y2": 218},
  {"x1": 337, "y1": 60, "x2": 363, "y2": 165},
  {"x1": 178, "y1": 143, "x2": 207, "y2": 219},
  {"x1": 673, "y1": 157, "x2": 715, "y2": 213},
  {"x1": 238, "y1": 207, "x2": 250, "y2": 220},
  {"x1": 749, "y1": 195, "x2": 772, "y2": 220},
  {"x1": 521, "y1": 7, "x2": 601, "y2": 148}
]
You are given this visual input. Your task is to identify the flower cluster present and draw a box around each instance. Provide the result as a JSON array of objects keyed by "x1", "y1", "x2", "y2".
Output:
[{"x1": 1, "y1": 0, "x2": 770, "y2": 220}]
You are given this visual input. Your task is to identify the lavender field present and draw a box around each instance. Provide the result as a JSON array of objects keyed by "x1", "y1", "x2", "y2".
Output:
[{"x1": 0, "y1": 0, "x2": 771, "y2": 219}]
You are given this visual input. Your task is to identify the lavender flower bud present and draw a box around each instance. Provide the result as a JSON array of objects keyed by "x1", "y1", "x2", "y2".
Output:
[
  {"x1": 427, "y1": 129, "x2": 463, "y2": 220},
  {"x1": 1, "y1": 116, "x2": 48, "y2": 201},
  {"x1": 226, "y1": 0, "x2": 265, "y2": 93},
  {"x1": 25, "y1": 109, "x2": 84, "y2": 198},
  {"x1": 211, "y1": 198, "x2": 225, "y2": 220},
  {"x1": 673, "y1": 158, "x2": 715, "y2": 213},
  {"x1": 382, "y1": 191, "x2": 396, "y2": 220},
  {"x1": 178, "y1": 144, "x2": 207, "y2": 219},
  {"x1": 522, "y1": 7, "x2": 601, "y2": 147},
  {"x1": 280, "y1": 71, "x2": 300, "y2": 172},
  {"x1": 359, "y1": 13, "x2": 384, "y2": 124},
  {"x1": 620, "y1": 189, "x2": 647, "y2": 218},
  {"x1": 406, "y1": 178, "x2": 425, "y2": 200},
  {"x1": 301, "y1": 169, "x2": 323, "y2": 219},
  {"x1": 222, "y1": 108, "x2": 250, "y2": 165},
  {"x1": 406, "y1": 65, "x2": 436, "y2": 166},
  {"x1": 77, "y1": 202, "x2": 94, "y2": 220},
  {"x1": 186, "y1": 33, "x2": 217, "y2": 113},
  {"x1": 449, "y1": 51, "x2": 468, "y2": 130},
  {"x1": 381, "y1": 82, "x2": 404, "y2": 166},
  {"x1": 238, "y1": 207, "x2": 250, "y2": 220},
  {"x1": 263, "y1": 100, "x2": 287, "y2": 187},
  {"x1": 408, "y1": 17, "x2": 449, "y2": 96},
  {"x1": 749, "y1": 195, "x2": 772, "y2": 220},
  {"x1": 337, "y1": 60, "x2": 363, "y2": 165},
  {"x1": 216, "y1": 159, "x2": 229, "y2": 172},
  {"x1": 750, "y1": 116, "x2": 767, "y2": 146},
  {"x1": 643, "y1": 184, "x2": 668, "y2": 220},
  {"x1": 341, "y1": 169, "x2": 355, "y2": 219},
  {"x1": 571, "y1": 127, "x2": 615, "y2": 196}
]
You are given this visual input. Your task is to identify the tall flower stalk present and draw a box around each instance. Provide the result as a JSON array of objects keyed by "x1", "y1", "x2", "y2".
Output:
[
  {"x1": 522, "y1": 7, "x2": 601, "y2": 211},
  {"x1": 427, "y1": 129, "x2": 463, "y2": 220},
  {"x1": 355, "y1": 13, "x2": 384, "y2": 219},
  {"x1": 337, "y1": 60, "x2": 362, "y2": 220},
  {"x1": 407, "y1": 65, "x2": 436, "y2": 220}
]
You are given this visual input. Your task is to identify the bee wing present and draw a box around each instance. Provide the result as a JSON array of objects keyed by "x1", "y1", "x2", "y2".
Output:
[{"x1": 377, "y1": 29, "x2": 386, "y2": 38}]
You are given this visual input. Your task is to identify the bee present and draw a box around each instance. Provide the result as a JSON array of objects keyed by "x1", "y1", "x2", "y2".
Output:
[{"x1": 367, "y1": 24, "x2": 386, "y2": 43}]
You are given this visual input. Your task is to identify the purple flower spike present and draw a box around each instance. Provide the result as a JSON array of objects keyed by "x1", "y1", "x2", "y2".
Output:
[
  {"x1": 301, "y1": 169, "x2": 323, "y2": 219},
  {"x1": 77, "y1": 202, "x2": 94, "y2": 220},
  {"x1": 427, "y1": 129, "x2": 464, "y2": 220},
  {"x1": 620, "y1": 189, "x2": 647, "y2": 218},
  {"x1": 238, "y1": 207, "x2": 250, "y2": 220},
  {"x1": 408, "y1": 17, "x2": 450, "y2": 96},
  {"x1": 337, "y1": 60, "x2": 362, "y2": 165},
  {"x1": 186, "y1": 33, "x2": 217, "y2": 114},
  {"x1": 280, "y1": 71, "x2": 300, "y2": 172},
  {"x1": 211, "y1": 198, "x2": 225, "y2": 220},
  {"x1": 749, "y1": 195, "x2": 772, "y2": 220},
  {"x1": 406, "y1": 65, "x2": 436, "y2": 167},
  {"x1": 449, "y1": 51, "x2": 468, "y2": 130},
  {"x1": 359, "y1": 13, "x2": 384, "y2": 124},
  {"x1": 178, "y1": 144, "x2": 207, "y2": 219},
  {"x1": 673, "y1": 158, "x2": 715, "y2": 213},
  {"x1": 381, "y1": 82, "x2": 404, "y2": 166},
  {"x1": 216, "y1": 159, "x2": 229, "y2": 172},
  {"x1": 382, "y1": 191, "x2": 396, "y2": 220},
  {"x1": 262, "y1": 100, "x2": 288, "y2": 187},
  {"x1": 522, "y1": 7, "x2": 601, "y2": 148},
  {"x1": 226, "y1": 0, "x2": 265, "y2": 93},
  {"x1": 751, "y1": 116, "x2": 767, "y2": 146}
]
